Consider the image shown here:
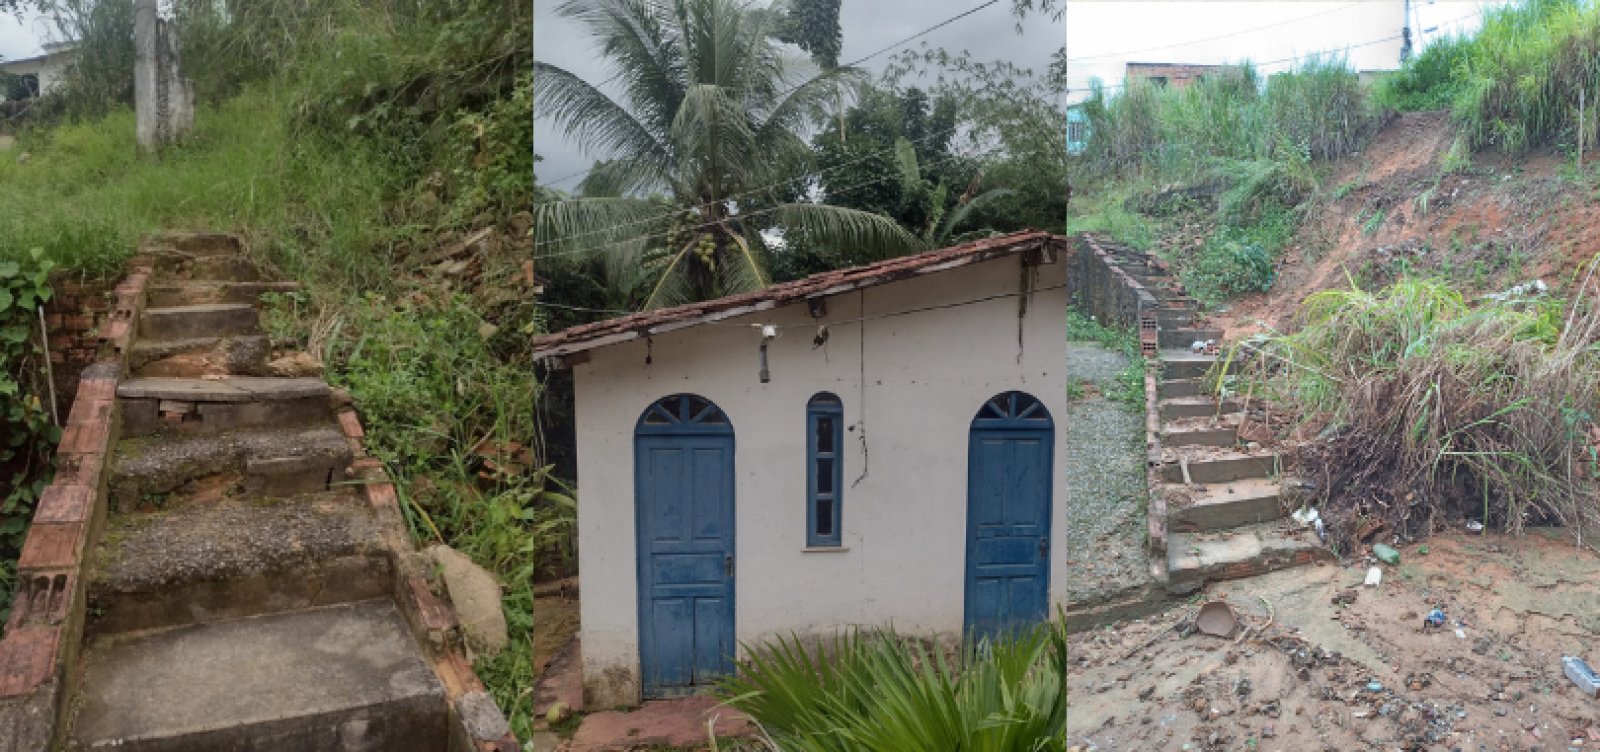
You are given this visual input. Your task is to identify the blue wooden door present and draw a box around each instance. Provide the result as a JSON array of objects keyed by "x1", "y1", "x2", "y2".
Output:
[
  {"x1": 965, "y1": 391, "x2": 1054, "y2": 638},
  {"x1": 635, "y1": 394, "x2": 736, "y2": 698}
]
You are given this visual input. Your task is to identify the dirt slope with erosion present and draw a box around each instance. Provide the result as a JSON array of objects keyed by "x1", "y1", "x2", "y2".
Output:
[{"x1": 1214, "y1": 111, "x2": 1600, "y2": 337}]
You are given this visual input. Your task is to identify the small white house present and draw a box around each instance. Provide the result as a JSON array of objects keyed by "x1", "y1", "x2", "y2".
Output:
[
  {"x1": 0, "y1": 42, "x2": 76, "y2": 100},
  {"x1": 532, "y1": 231, "x2": 1069, "y2": 707}
]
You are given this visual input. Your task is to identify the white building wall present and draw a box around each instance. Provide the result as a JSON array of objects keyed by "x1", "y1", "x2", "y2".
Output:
[{"x1": 572, "y1": 254, "x2": 1068, "y2": 707}]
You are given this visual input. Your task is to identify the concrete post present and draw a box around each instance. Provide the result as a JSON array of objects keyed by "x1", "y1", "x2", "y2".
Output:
[{"x1": 134, "y1": 0, "x2": 194, "y2": 153}]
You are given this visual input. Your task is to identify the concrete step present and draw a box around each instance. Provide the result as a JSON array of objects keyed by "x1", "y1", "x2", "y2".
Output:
[
  {"x1": 1158, "y1": 328, "x2": 1225, "y2": 349},
  {"x1": 147, "y1": 281, "x2": 299, "y2": 308},
  {"x1": 140, "y1": 304, "x2": 260, "y2": 341},
  {"x1": 1159, "y1": 349, "x2": 1215, "y2": 380},
  {"x1": 1158, "y1": 378, "x2": 1205, "y2": 399},
  {"x1": 1166, "y1": 523, "x2": 1327, "y2": 593},
  {"x1": 1158, "y1": 395, "x2": 1241, "y2": 421},
  {"x1": 67, "y1": 600, "x2": 447, "y2": 752},
  {"x1": 1165, "y1": 478, "x2": 1285, "y2": 533},
  {"x1": 90, "y1": 492, "x2": 390, "y2": 634},
  {"x1": 110, "y1": 425, "x2": 353, "y2": 512},
  {"x1": 1158, "y1": 447, "x2": 1279, "y2": 484},
  {"x1": 128, "y1": 335, "x2": 272, "y2": 378},
  {"x1": 118, "y1": 377, "x2": 332, "y2": 437},
  {"x1": 1161, "y1": 414, "x2": 1242, "y2": 448}
]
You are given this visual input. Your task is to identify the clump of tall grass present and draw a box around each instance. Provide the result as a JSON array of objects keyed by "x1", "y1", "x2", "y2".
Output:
[
  {"x1": 718, "y1": 620, "x2": 1066, "y2": 752},
  {"x1": 1079, "y1": 56, "x2": 1378, "y2": 181},
  {"x1": 1224, "y1": 273, "x2": 1600, "y2": 553},
  {"x1": 1379, "y1": 0, "x2": 1600, "y2": 153}
]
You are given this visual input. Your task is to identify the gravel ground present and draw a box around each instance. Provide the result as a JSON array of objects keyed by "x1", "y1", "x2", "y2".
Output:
[{"x1": 1063, "y1": 343, "x2": 1151, "y2": 607}]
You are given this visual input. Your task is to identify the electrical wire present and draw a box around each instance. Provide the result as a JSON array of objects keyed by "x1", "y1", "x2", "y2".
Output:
[
  {"x1": 1064, "y1": 2, "x2": 1363, "y2": 65},
  {"x1": 532, "y1": 121, "x2": 976, "y2": 251},
  {"x1": 533, "y1": 141, "x2": 1009, "y2": 262}
]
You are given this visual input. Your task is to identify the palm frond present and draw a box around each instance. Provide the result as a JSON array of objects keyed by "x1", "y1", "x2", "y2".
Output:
[
  {"x1": 533, "y1": 196, "x2": 660, "y2": 256},
  {"x1": 934, "y1": 188, "x2": 1018, "y2": 245},
  {"x1": 771, "y1": 203, "x2": 927, "y2": 260},
  {"x1": 533, "y1": 61, "x2": 671, "y2": 188}
]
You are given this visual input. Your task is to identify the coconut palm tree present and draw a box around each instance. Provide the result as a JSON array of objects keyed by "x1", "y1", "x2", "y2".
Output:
[{"x1": 534, "y1": 0, "x2": 924, "y2": 309}]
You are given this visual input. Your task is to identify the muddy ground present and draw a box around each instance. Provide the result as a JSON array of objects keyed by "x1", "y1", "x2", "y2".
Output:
[{"x1": 1069, "y1": 529, "x2": 1600, "y2": 751}]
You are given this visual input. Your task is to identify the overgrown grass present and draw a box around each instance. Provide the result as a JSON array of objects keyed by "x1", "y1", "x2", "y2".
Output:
[
  {"x1": 1064, "y1": 310, "x2": 1144, "y2": 409},
  {"x1": 1078, "y1": 56, "x2": 1377, "y2": 180},
  {"x1": 1376, "y1": 0, "x2": 1600, "y2": 154},
  {"x1": 2, "y1": 0, "x2": 543, "y2": 734},
  {"x1": 1224, "y1": 274, "x2": 1600, "y2": 553}
]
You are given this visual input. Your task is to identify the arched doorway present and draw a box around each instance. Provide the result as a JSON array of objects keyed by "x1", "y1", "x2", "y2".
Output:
[
  {"x1": 965, "y1": 391, "x2": 1055, "y2": 638},
  {"x1": 634, "y1": 394, "x2": 736, "y2": 697}
]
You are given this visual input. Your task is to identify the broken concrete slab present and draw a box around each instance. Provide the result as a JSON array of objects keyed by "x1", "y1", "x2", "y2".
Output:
[
  {"x1": 425, "y1": 545, "x2": 507, "y2": 658},
  {"x1": 68, "y1": 600, "x2": 446, "y2": 751},
  {"x1": 109, "y1": 425, "x2": 352, "y2": 511},
  {"x1": 128, "y1": 335, "x2": 271, "y2": 378},
  {"x1": 1167, "y1": 523, "x2": 1329, "y2": 592}
]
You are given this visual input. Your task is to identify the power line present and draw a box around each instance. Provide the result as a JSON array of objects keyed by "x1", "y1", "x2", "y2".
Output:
[
  {"x1": 538, "y1": 0, "x2": 1005, "y2": 189},
  {"x1": 1065, "y1": 2, "x2": 1363, "y2": 65},
  {"x1": 533, "y1": 121, "x2": 975, "y2": 252}
]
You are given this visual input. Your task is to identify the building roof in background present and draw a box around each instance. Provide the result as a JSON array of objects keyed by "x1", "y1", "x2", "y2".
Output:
[{"x1": 530, "y1": 230, "x2": 1066, "y2": 362}]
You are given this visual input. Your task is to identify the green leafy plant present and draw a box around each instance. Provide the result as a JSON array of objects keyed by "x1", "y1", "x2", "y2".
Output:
[
  {"x1": 718, "y1": 619, "x2": 1066, "y2": 752},
  {"x1": 0, "y1": 250, "x2": 59, "y2": 629}
]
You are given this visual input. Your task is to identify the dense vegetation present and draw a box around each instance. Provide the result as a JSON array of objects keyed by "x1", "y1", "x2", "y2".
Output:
[
  {"x1": 1069, "y1": 57, "x2": 1378, "y2": 304},
  {"x1": 1375, "y1": 0, "x2": 1600, "y2": 154},
  {"x1": 0, "y1": 0, "x2": 551, "y2": 733},
  {"x1": 1224, "y1": 275, "x2": 1600, "y2": 552}
]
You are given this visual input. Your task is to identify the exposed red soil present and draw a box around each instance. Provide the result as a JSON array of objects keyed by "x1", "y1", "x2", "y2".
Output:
[{"x1": 1210, "y1": 111, "x2": 1600, "y2": 338}]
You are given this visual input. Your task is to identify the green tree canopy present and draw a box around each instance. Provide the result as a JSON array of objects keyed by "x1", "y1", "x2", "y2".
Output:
[{"x1": 533, "y1": 0, "x2": 922, "y2": 310}]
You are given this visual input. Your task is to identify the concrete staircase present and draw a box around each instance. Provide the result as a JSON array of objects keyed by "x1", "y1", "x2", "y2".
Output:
[
  {"x1": 1093, "y1": 238, "x2": 1327, "y2": 596},
  {"x1": 61, "y1": 236, "x2": 449, "y2": 750}
]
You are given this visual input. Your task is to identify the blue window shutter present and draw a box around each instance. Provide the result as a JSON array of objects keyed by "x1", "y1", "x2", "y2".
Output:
[{"x1": 806, "y1": 393, "x2": 844, "y2": 547}]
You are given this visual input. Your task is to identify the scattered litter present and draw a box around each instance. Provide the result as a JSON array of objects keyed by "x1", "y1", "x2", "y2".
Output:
[
  {"x1": 1291, "y1": 507, "x2": 1320, "y2": 526},
  {"x1": 1424, "y1": 609, "x2": 1447, "y2": 629},
  {"x1": 1195, "y1": 601, "x2": 1239, "y2": 638},
  {"x1": 1564, "y1": 656, "x2": 1600, "y2": 697},
  {"x1": 1366, "y1": 681, "x2": 1384, "y2": 693},
  {"x1": 1484, "y1": 278, "x2": 1549, "y2": 302},
  {"x1": 1314, "y1": 518, "x2": 1327, "y2": 541},
  {"x1": 1372, "y1": 543, "x2": 1401, "y2": 566},
  {"x1": 1454, "y1": 628, "x2": 1467, "y2": 639},
  {"x1": 1418, "y1": 545, "x2": 1429, "y2": 555},
  {"x1": 1466, "y1": 520, "x2": 1485, "y2": 532},
  {"x1": 1364, "y1": 566, "x2": 1383, "y2": 587}
]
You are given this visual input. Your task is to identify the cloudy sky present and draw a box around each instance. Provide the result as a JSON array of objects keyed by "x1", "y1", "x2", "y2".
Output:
[
  {"x1": 0, "y1": 8, "x2": 52, "y2": 61},
  {"x1": 533, "y1": 0, "x2": 1065, "y2": 191}
]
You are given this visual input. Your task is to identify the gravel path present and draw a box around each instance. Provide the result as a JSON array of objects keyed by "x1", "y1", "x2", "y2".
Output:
[{"x1": 1062, "y1": 343, "x2": 1151, "y2": 606}]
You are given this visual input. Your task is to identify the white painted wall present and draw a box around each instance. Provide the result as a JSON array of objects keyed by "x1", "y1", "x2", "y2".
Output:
[
  {"x1": 1, "y1": 47, "x2": 73, "y2": 98},
  {"x1": 572, "y1": 253, "x2": 1068, "y2": 707}
]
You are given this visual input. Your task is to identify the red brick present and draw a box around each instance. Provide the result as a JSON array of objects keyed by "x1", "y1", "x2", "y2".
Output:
[
  {"x1": 337, "y1": 409, "x2": 365, "y2": 439},
  {"x1": 66, "y1": 398, "x2": 113, "y2": 427},
  {"x1": 366, "y1": 482, "x2": 399, "y2": 511},
  {"x1": 17, "y1": 522, "x2": 85, "y2": 571},
  {"x1": 100, "y1": 319, "x2": 130, "y2": 344},
  {"x1": 442, "y1": 649, "x2": 485, "y2": 693},
  {"x1": 75, "y1": 378, "x2": 116, "y2": 402},
  {"x1": 53, "y1": 454, "x2": 103, "y2": 489},
  {"x1": 0, "y1": 625, "x2": 62, "y2": 697},
  {"x1": 48, "y1": 350, "x2": 65, "y2": 364},
  {"x1": 44, "y1": 314, "x2": 63, "y2": 328},
  {"x1": 57, "y1": 422, "x2": 109, "y2": 456},
  {"x1": 407, "y1": 575, "x2": 458, "y2": 634},
  {"x1": 8, "y1": 570, "x2": 74, "y2": 626},
  {"x1": 34, "y1": 485, "x2": 93, "y2": 524},
  {"x1": 63, "y1": 315, "x2": 93, "y2": 331}
]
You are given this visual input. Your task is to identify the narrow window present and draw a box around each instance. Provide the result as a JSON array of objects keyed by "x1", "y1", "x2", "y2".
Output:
[{"x1": 807, "y1": 393, "x2": 844, "y2": 547}]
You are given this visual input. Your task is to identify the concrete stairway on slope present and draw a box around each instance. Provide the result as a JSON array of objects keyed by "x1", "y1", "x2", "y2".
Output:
[
  {"x1": 1093, "y1": 237, "x2": 1327, "y2": 595},
  {"x1": 61, "y1": 234, "x2": 449, "y2": 751}
]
